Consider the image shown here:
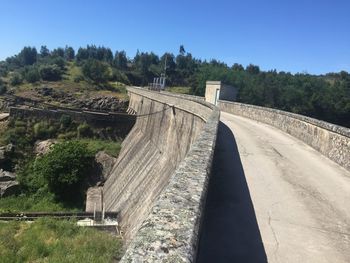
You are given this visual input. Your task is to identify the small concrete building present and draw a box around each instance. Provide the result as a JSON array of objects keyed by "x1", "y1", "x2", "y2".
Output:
[{"x1": 205, "y1": 81, "x2": 237, "y2": 105}]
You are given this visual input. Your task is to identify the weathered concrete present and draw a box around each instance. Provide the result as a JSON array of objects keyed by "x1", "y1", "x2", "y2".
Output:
[
  {"x1": 86, "y1": 186, "x2": 103, "y2": 212},
  {"x1": 205, "y1": 81, "x2": 237, "y2": 105},
  {"x1": 219, "y1": 100, "x2": 350, "y2": 171},
  {"x1": 101, "y1": 87, "x2": 219, "y2": 262}
]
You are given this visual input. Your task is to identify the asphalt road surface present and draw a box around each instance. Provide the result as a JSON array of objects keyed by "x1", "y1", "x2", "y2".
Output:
[{"x1": 197, "y1": 112, "x2": 350, "y2": 263}]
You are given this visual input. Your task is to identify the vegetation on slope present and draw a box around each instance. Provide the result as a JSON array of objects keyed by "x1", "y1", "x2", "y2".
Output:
[
  {"x1": 0, "y1": 118, "x2": 121, "y2": 212},
  {"x1": 0, "y1": 219, "x2": 123, "y2": 263},
  {"x1": 0, "y1": 44, "x2": 349, "y2": 127}
]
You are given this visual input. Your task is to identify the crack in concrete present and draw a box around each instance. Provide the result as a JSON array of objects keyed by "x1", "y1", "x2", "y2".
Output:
[{"x1": 268, "y1": 203, "x2": 280, "y2": 263}]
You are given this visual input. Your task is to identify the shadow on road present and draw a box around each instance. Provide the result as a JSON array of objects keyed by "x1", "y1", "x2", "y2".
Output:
[{"x1": 197, "y1": 122, "x2": 267, "y2": 263}]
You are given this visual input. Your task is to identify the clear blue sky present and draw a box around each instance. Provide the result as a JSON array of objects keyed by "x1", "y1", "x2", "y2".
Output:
[{"x1": 0, "y1": 0, "x2": 349, "y2": 74}]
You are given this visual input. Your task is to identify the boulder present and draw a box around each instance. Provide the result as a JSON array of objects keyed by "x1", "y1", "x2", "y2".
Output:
[
  {"x1": 34, "y1": 139, "x2": 57, "y2": 156},
  {"x1": 0, "y1": 144, "x2": 14, "y2": 164},
  {"x1": 0, "y1": 169, "x2": 16, "y2": 181},
  {"x1": 95, "y1": 151, "x2": 117, "y2": 180},
  {"x1": 0, "y1": 181, "x2": 20, "y2": 197}
]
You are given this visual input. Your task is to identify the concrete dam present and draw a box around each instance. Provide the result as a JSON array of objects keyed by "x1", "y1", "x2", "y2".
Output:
[
  {"x1": 101, "y1": 85, "x2": 350, "y2": 262},
  {"x1": 103, "y1": 87, "x2": 220, "y2": 261}
]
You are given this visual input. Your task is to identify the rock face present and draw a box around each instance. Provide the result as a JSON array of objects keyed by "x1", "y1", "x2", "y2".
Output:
[
  {"x1": 0, "y1": 144, "x2": 14, "y2": 159},
  {"x1": 34, "y1": 139, "x2": 57, "y2": 156},
  {"x1": 0, "y1": 144, "x2": 14, "y2": 168},
  {"x1": 35, "y1": 87, "x2": 128, "y2": 112},
  {"x1": 78, "y1": 96, "x2": 128, "y2": 112},
  {"x1": 0, "y1": 169, "x2": 19, "y2": 197},
  {"x1": 0, "y1": 181, "x2": 19, "y2": 197},
  {"x1": 95, "y1": 151, "x2": 117, "y2": 181},
  {"x1": 0, "y1": 169, "x2": 16, "y2": 181}
]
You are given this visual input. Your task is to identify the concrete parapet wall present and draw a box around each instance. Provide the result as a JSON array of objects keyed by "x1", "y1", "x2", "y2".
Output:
[
  {"x1": 219, "y1": 100, "x2": 350, "y2": 171},
  {"x1": 102, "y1": 87, "x2": 219, "y2": 262}
]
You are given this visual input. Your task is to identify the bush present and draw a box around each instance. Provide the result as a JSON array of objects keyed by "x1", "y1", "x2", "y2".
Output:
[
  {"x1": 10, "y1": 73, "x2": 23, "y2": 86},
  {"x1": 111, "y1": 69, "x2": 130, "y2": 84},
  {"x1": 77, "y1": 123, "x2": 92, "y2": 138},
  {"x1": 24, "y1": 67, "x2": 40, "y2": 83},
  {"x1": 59, "y1": 115, "x2": 71, "y2": 129},
  {"x1": 33, "y1": 141, "x2": 94, "y2": 203},
  {"x1": 73, "y1": 75, "x2": 84, "y2": 83},
  {"x1": 82, "y1": 59, "x2": 110, "y2": 83},
  {"x1": 0, "y1": 84, "x2": 6, "y2": 95},
  {"x1": 39, "y1": 64, "x2": 62, "y2": 81},
  {"x1": 57, "y1": 131, "x2": 77, "y2": 140},
  {"x1": 33, "y1": 121, "x2": 52, "y2": 139}
]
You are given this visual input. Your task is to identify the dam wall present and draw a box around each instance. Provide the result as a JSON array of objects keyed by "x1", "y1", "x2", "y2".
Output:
[
  {"x1": 103, "y1": 87, "x2": 220, "y2": 261},
  {"x1": 219, "y1": 100, "x2": 350, "y2": 171}
]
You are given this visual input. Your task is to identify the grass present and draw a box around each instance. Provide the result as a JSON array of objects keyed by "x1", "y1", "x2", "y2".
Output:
[
  {"x1": 0, "y1": 191, "x2": 77, "y2": 213},
  {"x1": 77, "y1": 138, "x2": 122, "y2": 157},
  {"x1": 0, "y1": 218, "x2": 124, "y2": 263}
]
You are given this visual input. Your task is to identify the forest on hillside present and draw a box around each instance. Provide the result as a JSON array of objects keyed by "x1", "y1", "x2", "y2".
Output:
[{"x1": 0, "y1": 45, "x2": 349, "y2": 127}]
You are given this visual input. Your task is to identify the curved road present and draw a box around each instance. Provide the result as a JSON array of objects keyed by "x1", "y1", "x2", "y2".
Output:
[{"x1": 197, "y1": 112, "x2": 350, "y2": 263}]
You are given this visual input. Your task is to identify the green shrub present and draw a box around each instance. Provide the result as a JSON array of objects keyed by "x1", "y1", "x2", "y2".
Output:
[
  {"x1": 33, "y1": 121, "x2": 51, "y2": 139},
  {"x1": 33, "y1": 141, "x2": 94, "y2": 203},
  {"x1": 59, "y1": 114, "x2": 72, "y2": 129},
  {"x1": 39, "y1": 64, "x2": 62, "y2": 81},
  {"x1": 82, "y1": 59, "x2": 110, "y2": 83},
  {"x1": 10, "y1": 73, "x2": 23, "y2": 86},
  {"x1": 57, "y1": 131, "x2": 77, "y2": 140},
  {"x1": 0, "y1": 79, "x2": 6, "y2": 94},
  {"x1": 0, "y1": 85, "x2": 6, "y2": 95},
  {"x1": 77, "y1": 139, "x2": 121, "y2": 157},
  {"x1": 24, "y1": 67, "x2": 40, "y2": 83},
  {"x1": 77, "y1": 122, "x2": 92, "y2": 138},
  {"x1": 73, "y1": 75, "x2": 84, "y2": 83},
  {"x1": 111, "y1": 68, "x2": 130, "y2": 84}
]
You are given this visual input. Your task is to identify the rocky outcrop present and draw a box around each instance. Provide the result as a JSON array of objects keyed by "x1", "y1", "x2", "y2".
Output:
[
  {"x1": 75, "y1": 96, "x2": 128, "y2": 112},
  {"x1": 0, "y1": 169, "x2": 19, "y2": 197},
  {"x1": 0, "y1": 169, "x2": 16, "y2": 181},
  {"x1": 34, "y1": 139, "x2": 57, "y2": 156},
  {"x1": 0, "y1": 144, "x2": 14, "y2": 168},
  {"x1": 95, "y1": 151, "x2": 117, "y2": 181},
  {"x1": 36, "y1": 87, "x2": 128, "y2": 112}
]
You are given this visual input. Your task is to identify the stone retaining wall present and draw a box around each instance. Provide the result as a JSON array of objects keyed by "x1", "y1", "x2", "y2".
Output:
[
  {"x1": 9, "y1": 107, "x2": 136, "y2": 138},
  {"x1": 219, "y1": 100, "x2": 350, "y2": 171},
  {"x1": 103, "y1": 87, "x2": 219, "y2": 262}
]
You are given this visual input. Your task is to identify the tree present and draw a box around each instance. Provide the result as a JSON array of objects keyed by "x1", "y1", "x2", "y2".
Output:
[
  {"x1": 114, "y1": 51, "x2": 128, "y2": 70},
  {"x1": 232, "y1": 63, "x2": 244, "y2": 71},
  {"x1": 40, "y1": 45, "x2": 50, "y2": 58},
  {"x1": 32, "y1": 141, "x2": 94, "y2": 203},
  {"x1": 246, "y1": 64, "x2": 260, "y2": 74},
  {"x1": 64, "y1": 46, "x2": 75, "y2": 60},
  {"x1": 24, "y1": 67, "x2": 40, "y2": 83},
  {"x1": 179, "y1": 45, "x2": 186, "y2": 55},
  {"x1": 10, "y1": 73, "x2": 23, "y2": 86},
  {"x1": 18, "y1": 47, "x2": 37, "y2": 66},
  {"x1": 39, "y1": 64, "x2": 62, "y2": 81},
  {"x1": 82, "y1": 59, "x2": 110, "y2": 82},
  {"x1": 52, "y1": 47, "x2": 65, "y2": 58}
]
